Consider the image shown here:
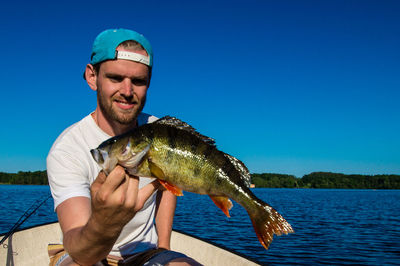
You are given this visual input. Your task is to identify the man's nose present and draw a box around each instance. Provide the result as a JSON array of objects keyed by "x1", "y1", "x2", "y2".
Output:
[{"x1": 120, "y1": 79, "x2": 133, "y2": 96}]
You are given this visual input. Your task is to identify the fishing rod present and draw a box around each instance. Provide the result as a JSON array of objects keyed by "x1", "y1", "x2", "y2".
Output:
[{"x1": 0, "y1": 194, "x2": 52, "y2": 246}]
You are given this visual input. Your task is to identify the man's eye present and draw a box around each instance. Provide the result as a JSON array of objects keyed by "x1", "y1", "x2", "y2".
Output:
[
  {"x1": 131, "y1": 79, "x2": 147, "y2": 86},
  {"x1": 108, "y1": 75, "x2": 124, "y2": 82}
]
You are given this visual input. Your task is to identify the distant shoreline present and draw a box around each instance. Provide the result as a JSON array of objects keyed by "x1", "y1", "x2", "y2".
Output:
[
  {"x1": 0, "y1": 183, "x2": 48, "y2": 186},
  {"x1": 1, "y1": 170, "x2": 400, "y2": 189},
  {"x1": 252, "y1": 172, "x2": 400, "y2": 189}
]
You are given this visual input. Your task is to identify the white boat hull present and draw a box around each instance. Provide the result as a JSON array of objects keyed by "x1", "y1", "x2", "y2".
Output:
[{"x1": 1, "y1": 222, "x2": 259, "y2": 265}]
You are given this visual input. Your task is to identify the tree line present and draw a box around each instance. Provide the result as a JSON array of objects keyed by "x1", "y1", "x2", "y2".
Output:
[
  {"x1": 0, "y1": 171, "x2": 48, "y2": 185},
  {"x1": 251, "y1": 172, "x2": 400, "y2": 189},
  {"x1": 1, "y1": 170, "x2": 400, "y2": 189}
]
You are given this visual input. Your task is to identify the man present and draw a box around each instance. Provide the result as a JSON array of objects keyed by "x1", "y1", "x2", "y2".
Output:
[{"x1": 47, "y1": 29, "x2": 200, "y2": 265}]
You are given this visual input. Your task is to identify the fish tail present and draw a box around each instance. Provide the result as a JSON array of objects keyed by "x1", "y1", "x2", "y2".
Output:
[{"x1": 247, "y1": 201, "x2": 294, "y2": 249}]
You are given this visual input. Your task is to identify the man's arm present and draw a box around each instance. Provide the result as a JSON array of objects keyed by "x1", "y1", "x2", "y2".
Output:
[
  {"x1": 155, "y1": 189, "x2": 177, "y2": 250},
  {"x1": 57, "y1": 166, "x2": 159, "y2": 265}
]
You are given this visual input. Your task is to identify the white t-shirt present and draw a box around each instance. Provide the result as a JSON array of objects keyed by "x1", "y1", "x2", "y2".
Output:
[{"x1": 47, "y1": 112, "x2": 159, "y2": 257}]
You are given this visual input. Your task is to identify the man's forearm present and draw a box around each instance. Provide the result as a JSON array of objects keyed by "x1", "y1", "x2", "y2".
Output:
[
  {"x1": 63, "y1": 217, "x2": 122, "y2": 265},
  {"x1": 155, "y1": 190, "x2": 177, "y2": 249}
]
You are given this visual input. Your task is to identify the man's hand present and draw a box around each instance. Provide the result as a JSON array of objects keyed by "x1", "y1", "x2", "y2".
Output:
[
  {"x1": 90, "y1": 165, "x2": 161, "y2": 235},
  {"x1": 57, "y1": 165, "x2": 160, "y2": 265},
  {"x1": 90, "y1": 166, "x2": 139, "y2": 235}
]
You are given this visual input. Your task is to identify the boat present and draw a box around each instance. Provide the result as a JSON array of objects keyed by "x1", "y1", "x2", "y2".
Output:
[{"x1": 0, "y1": 222, "x2": 260, "y2": 265}]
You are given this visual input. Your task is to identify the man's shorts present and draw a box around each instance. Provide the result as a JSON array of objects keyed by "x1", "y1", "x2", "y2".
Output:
[{"x1": 143, "y1": 249, "x2": 188, "y2": 266}]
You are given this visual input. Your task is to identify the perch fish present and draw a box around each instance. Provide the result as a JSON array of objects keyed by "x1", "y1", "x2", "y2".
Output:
[{"x1": 91, "y1": 116, "x2": 294, "y2": 249}]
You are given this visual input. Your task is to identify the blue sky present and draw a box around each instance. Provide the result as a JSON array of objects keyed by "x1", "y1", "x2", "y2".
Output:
[{"x1": 0, "y1": 0, "x2": 399, "y2": 177}]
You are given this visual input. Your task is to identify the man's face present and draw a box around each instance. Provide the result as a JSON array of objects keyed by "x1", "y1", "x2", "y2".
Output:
[{"x1": 95, "y1": 49, "x2": 150, "y2": 126}]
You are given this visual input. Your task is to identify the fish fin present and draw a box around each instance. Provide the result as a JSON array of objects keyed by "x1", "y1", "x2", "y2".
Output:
[
  {"x1": 148, "y1": 159, "x2": 166, "y2": 179},
  {"x1": 154, "y1": 116, "x2": 216, "y2": 146},
  {"x1": 209, "y1": 196, "x2": 233, "y2": 217},
  {"x1": 248, "y1": 202, "x2": 294, "y2": 249},
  {"x1": 158, "y1": 180, "x2": 184, "y2": 196},
  {"x1": 148, "y1": 159, "x2": 184, "y2": 196}
]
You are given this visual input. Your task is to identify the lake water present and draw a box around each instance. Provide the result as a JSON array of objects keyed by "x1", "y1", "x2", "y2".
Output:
[{"x1": 1, "y1": 185, "x2": 399, "y2": 265}]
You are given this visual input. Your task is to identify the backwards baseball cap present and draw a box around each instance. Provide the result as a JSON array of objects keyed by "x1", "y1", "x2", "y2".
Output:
[{"x1": 90, "y1": 28, "x2": 153, "y2": 67}]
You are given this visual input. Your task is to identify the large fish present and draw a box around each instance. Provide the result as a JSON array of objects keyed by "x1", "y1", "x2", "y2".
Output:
[{"x1": 91, "y1": 116, "x2": 293, "y2": 249}]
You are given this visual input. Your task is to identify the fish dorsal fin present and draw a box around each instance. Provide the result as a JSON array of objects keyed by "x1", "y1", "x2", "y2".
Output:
[
  {"x1": 154, "y1": 116, "x2": 216, "y2": 145},
  {"x1": 224, "y1": 153, "x2": 252, "y2": 188}
]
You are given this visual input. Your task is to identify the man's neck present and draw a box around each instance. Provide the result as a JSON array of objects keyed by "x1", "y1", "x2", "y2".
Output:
[{"x1": 91, "y1": 109, "x2": 137, "y2": 136}]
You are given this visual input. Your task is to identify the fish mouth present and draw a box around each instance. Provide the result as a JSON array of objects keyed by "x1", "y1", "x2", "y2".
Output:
[
  {"x1": 90, "y1": 148, "x2": 104, "y2": 165},
  {"x1": 90, "y1": 147, "x2": 118, "y2": 175}
]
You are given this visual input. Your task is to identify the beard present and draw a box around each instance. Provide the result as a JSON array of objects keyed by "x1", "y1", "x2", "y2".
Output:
[{"x1": 97, "y1": 87, "x2": 146, "y2": 126}]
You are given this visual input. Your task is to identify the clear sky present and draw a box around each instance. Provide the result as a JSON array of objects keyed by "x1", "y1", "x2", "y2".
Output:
[{"x1": 0, "y1": 0, "x2": 399, "y2": 177}]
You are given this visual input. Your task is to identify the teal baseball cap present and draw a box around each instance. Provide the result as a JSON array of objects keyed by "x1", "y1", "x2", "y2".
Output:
[{"x1": 90, "y1": 28, "x2": 153, "y2": 67}]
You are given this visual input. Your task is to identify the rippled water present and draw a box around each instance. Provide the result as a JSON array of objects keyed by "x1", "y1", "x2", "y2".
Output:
[
  {"x1": 1, "y1": 185, "x2": 399, "y2": 265},
  {"x1": 0, "y1": 185, "x2": 56, "y2": 233}
]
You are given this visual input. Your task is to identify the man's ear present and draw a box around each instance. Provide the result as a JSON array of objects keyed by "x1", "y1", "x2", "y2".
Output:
[{"x1": 85, "y1": 64, "x2": 98, "y2": 91}]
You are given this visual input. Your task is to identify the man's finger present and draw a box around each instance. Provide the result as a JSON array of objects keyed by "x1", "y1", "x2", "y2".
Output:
[
  {"x1": 134, "y1": 180, "x2": 160, "y2": 212},
  {"x1": 124, "y1": 175, "x2": 139, "y2": 208},
  {"x1": 101, "y1": 165, "x2": 127, "y2": 193},
  {"x1": 94, "y1": 170, "x2": 107, "y2": 184},
  {"x1": 90, "y1": 170, "x2": 107, "y2": 196}
]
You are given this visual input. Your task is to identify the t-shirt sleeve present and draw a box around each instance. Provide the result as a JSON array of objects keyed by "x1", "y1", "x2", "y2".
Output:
[{"x1": 47, "y1": 147, "x2": 91, "y2": 211}]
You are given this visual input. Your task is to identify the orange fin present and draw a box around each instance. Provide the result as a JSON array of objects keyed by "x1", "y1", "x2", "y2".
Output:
[
  {"x1": 248, "y1": 203, "x2": 294, "y2": 250},
  {"x1": 148, "y1": 159, "x2": 183, "y2": 196},
  {"x1": 209, "y1": 196, "x2": 233, "y2": 217},
  {"x1": 159, "y1": 180, "x2": 184, "y2": 196}
]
